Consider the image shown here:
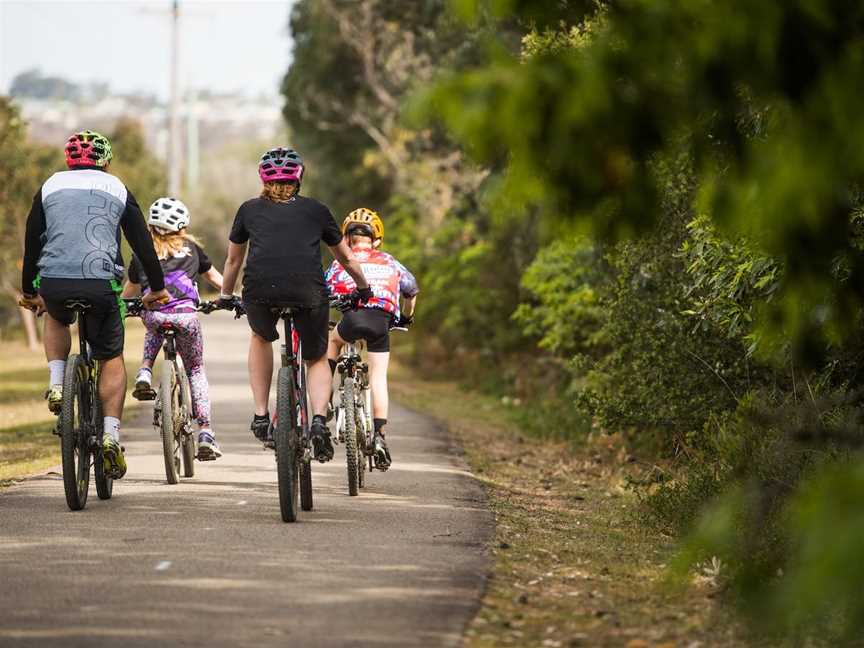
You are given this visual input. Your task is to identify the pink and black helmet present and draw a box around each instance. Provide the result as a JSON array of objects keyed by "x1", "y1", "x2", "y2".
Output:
[{"x1": 258, "y1": 147, "x2": 304, "y2": 183}]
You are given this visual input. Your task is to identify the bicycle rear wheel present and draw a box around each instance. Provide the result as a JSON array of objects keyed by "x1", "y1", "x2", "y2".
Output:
[
  {"x1": 160, "y1": 360, "x2": 181, "y2": 484},
  {"x1": 177, "y1": 363, "x2": 195, "y2": 478},
  {"x1": 276, "y1": 367, "x2": 299, "y2": 522},
  {"x1": 93, "y1": 391, "x2": 113, "y2": 500},
  {"x1": 343, "y1": 377, "x2": 359, "y2": 496},
  {"x1": 60, "y1": 355, "x2": 91, "y2": 511}
]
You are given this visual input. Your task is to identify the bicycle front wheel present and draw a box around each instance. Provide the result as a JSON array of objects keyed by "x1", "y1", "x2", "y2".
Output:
[
  {"x1": 343, "y1": 377, "x2": 359, "y2": 497},
  {"x1": 60, "y1": 355, "x2": 91, "y2": 511},
  {"x1": 160, "y1": 360, "x2": 181, "y2": 484},
  {"x1": 93, "y1": 390, "x2": 113, "y2": 500},
  {"x1": 276, "y1": 367, "x2": 299, "y2": 522}
]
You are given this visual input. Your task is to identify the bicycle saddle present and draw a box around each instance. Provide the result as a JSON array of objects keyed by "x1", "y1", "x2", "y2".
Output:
[{"x1": 63, "y1": 299, "x2": 92, "y2": 311}]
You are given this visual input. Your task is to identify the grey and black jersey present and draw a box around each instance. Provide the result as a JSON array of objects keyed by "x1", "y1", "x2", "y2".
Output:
[{"x1": 21, "y1": 168, "x2": 164, "y2": 294}]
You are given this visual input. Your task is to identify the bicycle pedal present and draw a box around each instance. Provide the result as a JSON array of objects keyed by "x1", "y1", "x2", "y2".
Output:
[{"x1": 132, "y1": 386, "x2": 157, "y2": 401}]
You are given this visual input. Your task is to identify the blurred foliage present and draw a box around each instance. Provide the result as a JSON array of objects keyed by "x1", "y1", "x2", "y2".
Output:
[
  {"x1": 423, "y1": 0, "x2": 864, "y2": 365},
  {"x1": 0, "y1": 98, "x2": 62, "y2": 334}
]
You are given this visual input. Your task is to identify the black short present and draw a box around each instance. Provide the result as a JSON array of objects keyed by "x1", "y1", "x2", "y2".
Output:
[
  {"x1": 243, "y1": 299, "x2": 329, "y2": 361},
  {"x1": 336, "y1": 308, "x2": 392, "y2": 353},
  {"x1": 39, "y1": 278, "x2": 124, "y2": 360}
]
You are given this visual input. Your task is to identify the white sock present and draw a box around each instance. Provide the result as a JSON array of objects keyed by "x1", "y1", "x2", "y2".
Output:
[
  {"x1": 104, "y1": 416, "x2": 121, "y2": 442},
  {"x1": 137, "y1": 366, "x2": 152, "y2": 382},
  {"x1": 48, "y1": 360, "x2": 66, "y2": 386}
]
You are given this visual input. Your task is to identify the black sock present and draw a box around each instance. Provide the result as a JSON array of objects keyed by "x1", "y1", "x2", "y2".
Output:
[
  {"x1": 374, "y1": 418, "x2": 387, "y2": 434},
  {"x1": 328, "y1": 359, "x2": 337, "y2": 376},
  {"x1": 254, "y1": 413, "x2": 269, "y2": 422},
  {"x1": 312, "y1": 414, "x2": 327, "y2": 427}
]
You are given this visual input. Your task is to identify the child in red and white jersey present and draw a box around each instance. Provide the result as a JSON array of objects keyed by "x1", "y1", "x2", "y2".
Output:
[{"x1": 325, "y1": 208, "x2": 419, "y2": 470}]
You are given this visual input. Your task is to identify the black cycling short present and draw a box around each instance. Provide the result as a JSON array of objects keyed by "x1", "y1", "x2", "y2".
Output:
[
  {"x1": 243, "y1": 299, "x2": 329, "y2": 361},
  {"x1": 39, "y1": 278, "x2": 124, "y2": 360},
  {"x1": 336, "y1": 308, "x2": 392, "y2": 353}
]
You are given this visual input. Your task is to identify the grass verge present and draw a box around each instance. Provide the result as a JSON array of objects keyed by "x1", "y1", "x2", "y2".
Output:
[
  {"x1": 0, "y1": 320, "x2": 146, "y2": 486},
  {"x1": 390, "y1": 365, "x2": 749, "y2": 648}
]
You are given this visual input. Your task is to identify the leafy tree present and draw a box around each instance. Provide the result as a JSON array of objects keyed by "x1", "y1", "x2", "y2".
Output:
[{"x1": 0, "y1": 97, "x2": 62, "y2": 344}]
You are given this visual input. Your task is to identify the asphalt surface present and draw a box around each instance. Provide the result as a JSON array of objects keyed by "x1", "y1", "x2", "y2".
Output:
[{"x1": 0, "y1": 313, "x2": 493, "y2": 647}]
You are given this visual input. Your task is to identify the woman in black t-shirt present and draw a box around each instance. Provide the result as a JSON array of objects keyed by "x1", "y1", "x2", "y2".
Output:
[{"x1": 219, "y1": 147, "x2": 371, "y2": 462}]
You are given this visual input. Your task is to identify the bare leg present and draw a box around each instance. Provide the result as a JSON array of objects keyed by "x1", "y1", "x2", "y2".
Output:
[
  {"x1": 43, "y1": 314, "x2": 71, "y2": 361},
  {"x1": 327, "y1": 328, "x2": 346, "y2": 362},
  {"x1": 307, "y1": 354, "x2": 333, "y2": 418},
  {"x1": 367, "y1": 352, "x2": 390, "y2": 420},
  {"x1": 248, "y1": 333, "x2": 273, "y2": 416},
  {"x1": 98, "y1": 355, "x2": 126, "y2": 419}
]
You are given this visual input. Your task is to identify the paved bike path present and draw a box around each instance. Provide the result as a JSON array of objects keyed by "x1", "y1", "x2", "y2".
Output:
[{"x1": 0, "y1": 313, "x2": 493, "y2": 647}]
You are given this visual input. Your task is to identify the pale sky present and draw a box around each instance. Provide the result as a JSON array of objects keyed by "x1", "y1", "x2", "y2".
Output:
[{"x1": 0, "y1": 0, "x2": 295, "y2": 100}]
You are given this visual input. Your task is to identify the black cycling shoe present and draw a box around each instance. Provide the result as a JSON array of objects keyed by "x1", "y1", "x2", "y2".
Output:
[
  {"x1": 310, "y1": 419, "x2": 334, "y2": 463},
  {"x1": 371, "y1": 433, "x2": 392, "y2": 471},
  {"x1": 251, "y1": 414, "x2": 271, "y2": 444}
]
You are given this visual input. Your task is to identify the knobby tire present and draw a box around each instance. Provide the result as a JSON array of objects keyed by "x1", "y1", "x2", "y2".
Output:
[
  {"x1": 276, "y1": 367, "x2": 299, "y2": 522},
  {"x1": 93, "y1": 389, "x2": 113, "y2": 500},
  {"x1": 160, "y1": 360, "x2": 180, "y2": 484},
  {"x1": 60, "y1": 355, "x2": 90, "y2": 511},
  {"x1": 343, "y1": 376, "x2": 359, "y2": 496}
]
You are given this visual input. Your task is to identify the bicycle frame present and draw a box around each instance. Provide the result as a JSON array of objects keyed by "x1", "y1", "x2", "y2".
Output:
[
  {"x1": 335, "y1": 341, "x2": 373, "y2": 455},
  {"x1": 70, "y1": 306, "x2": 99, "y2": 454},
  {"x1": 152, "y1": 327, "x2": 190, "y2": 432}
]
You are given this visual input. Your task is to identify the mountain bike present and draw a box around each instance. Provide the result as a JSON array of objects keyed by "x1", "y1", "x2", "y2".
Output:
[
  {"x1": 51, "y1": 299, "x2": 113, "y2": 510},
  {"x1": 332, "y1": 330, "x2": 370, "y2": 496},
  {"x1": 331, "y1": 309, "x2": 410, "y2": 496},
  {"x1": 213, "y1": 299, "x2": 314, "y2": 522},
  {"x1": 125, "y1": 298, "x2": 200, "y2": 485}
]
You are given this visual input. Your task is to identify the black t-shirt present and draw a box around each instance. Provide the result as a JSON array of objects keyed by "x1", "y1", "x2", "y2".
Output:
[
  {"x1": 129, "y1": 242, "x2": 212, "y2": 313},
  {"x1": 229, "y1": 195, "x2": 343, "y2": 306}
]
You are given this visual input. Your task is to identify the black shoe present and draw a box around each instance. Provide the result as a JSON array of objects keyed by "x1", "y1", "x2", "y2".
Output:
[
  {"x1": 310, "y1": 419, "x2": 334, "y2": 463},
  {"x1": 371, "y1": 433, "x2": 391, "y2": 471},
  {"x1": 251, "y1": 414, "x2": 271, "y2": 444}
]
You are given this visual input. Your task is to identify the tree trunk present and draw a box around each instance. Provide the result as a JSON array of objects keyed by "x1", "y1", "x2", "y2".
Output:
[{"x1": 18, "y1": 305, "x2": 40, "y2": 351}]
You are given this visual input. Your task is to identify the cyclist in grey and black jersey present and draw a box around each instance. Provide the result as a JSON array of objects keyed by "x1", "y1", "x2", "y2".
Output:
[{"x1": 20, "y1": 130, "x2": 169, "y2": 479}]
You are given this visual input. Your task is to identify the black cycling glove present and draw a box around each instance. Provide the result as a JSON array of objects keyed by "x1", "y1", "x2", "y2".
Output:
[
  {"x1": 358, "y1": 286, "x2": 374, "y2": 303},
  {"x1": 395, "y1": 314, "x2": 414, "y2": 328},
  {"x1": 217, "y1": 295, "x2": 244, "y2": 317}
]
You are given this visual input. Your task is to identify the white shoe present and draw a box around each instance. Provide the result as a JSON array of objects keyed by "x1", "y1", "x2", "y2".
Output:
[{"x1": 132, "y1": 370, "x2": 156, "y2": 401}]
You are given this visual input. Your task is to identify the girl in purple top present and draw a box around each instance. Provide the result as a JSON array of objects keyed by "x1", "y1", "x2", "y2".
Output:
[{"x1": 122, "y1": 197, "x2": 225, "y2": 460}]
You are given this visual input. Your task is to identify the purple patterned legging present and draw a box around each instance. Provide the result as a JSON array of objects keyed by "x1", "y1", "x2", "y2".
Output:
[{"x1": 141, "y1": 311, "x2": 211, "y2": 428}]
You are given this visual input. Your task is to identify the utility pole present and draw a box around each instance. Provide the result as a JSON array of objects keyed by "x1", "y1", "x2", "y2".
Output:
[
  {"x1": 186, "y1": 87, "x2": 200, "y2": 192},
  {"x1": 168, "y1": 0, "x2": 182, "y2": 196}
]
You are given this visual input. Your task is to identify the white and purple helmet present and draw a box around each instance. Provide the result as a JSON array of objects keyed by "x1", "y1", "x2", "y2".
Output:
[
  {"x1": 258, "y1": 147, "x2": 304, "y2": 183},
  {"x1": 148, "y1": 197, "x2": 190, "y2": 233}
]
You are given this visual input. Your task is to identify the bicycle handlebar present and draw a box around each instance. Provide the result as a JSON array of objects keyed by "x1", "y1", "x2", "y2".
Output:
[{"x1": 122, "y1": 298, "x2": 246, "y2": 319}]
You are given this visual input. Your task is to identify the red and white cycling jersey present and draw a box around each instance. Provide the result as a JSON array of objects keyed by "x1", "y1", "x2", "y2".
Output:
[{"x1": 325, "y1": 248, "x2": 419, "y2": 318}]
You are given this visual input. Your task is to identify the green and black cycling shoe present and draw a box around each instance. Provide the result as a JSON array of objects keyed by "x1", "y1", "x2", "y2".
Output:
[
  {"x1": 45, "y1": 385, "x2": 63, "y2": 414},
  {"x1": 371, "y1": 433, "x2": 391, "y2": 472},
  {"x1": 310, "y1": 418, "x2": 334, "y2": 463},
  {"x1": 102, "y1": 434, "x2": 127, "y2": 479}
]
